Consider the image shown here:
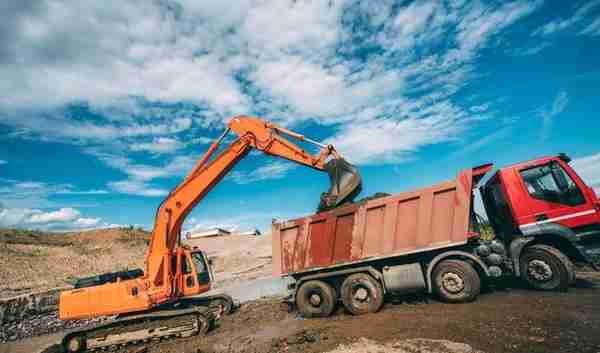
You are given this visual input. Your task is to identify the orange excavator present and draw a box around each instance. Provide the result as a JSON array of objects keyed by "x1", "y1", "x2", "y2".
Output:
[{"x1": 58, "y1": 116, "x2": 362, "y2": 352}]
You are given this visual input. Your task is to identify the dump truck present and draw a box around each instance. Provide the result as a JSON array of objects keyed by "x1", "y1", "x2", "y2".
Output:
[{"x1": 273, "y1": 154, "x2": 600, "y2": 317}]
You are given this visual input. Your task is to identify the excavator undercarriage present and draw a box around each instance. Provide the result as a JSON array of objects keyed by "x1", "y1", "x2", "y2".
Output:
[{"x1": 62, "y1": 307, "x2": 214, "y2": 352}]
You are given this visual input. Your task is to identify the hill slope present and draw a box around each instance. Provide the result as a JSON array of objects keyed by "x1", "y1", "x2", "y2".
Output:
[
  {"x1": 0, "y1": 228, "x2": 273, "y2": 299},
  {"x1": 0, "y1": 228, "x2": 150, "y2": 298}
]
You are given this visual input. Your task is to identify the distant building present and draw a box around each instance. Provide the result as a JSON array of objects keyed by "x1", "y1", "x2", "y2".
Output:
[
  {"x1": 235, "y1": 229, "x2": 262, "y2": 237},
  {"x1": 186, "y1": 228, "x2": 231, "y2": 239}
]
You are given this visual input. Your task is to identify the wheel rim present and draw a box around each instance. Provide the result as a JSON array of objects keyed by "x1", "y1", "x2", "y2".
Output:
[
  {"x1": 353, "y1": 287, "x2": 369, "y2": 302},
  {"x1": 68, "y1": 337, "x2": 81, "y2": 352},
  {"x1": 528, "y1": 259, "x2": 553, "y2": 282},
  {"x1": 441, "y1": 272, "x2": 464, "y2": 293},
  {"x1": 309, "y1": 293, "x2": 322, "y2": 307}
]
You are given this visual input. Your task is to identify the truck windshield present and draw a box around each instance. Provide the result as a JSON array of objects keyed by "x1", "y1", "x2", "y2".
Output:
[
  {"x1": 191, "y1": 251, "x2": 210, "y2": 284},
  {"x1": 520, "y1": 163, "x2": 585, "y2": 206}
]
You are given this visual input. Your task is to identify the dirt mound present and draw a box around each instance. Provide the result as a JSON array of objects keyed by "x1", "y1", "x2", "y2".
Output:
[
  {"x1": 0, "y1": 229, "x2": 271, "y2": 299},
  {"x1": 327, "y1": 338, "x2": 483, "y2": 353},
  {"x1": 0, "y1": 228, "x2": 150, "y2": 298}
]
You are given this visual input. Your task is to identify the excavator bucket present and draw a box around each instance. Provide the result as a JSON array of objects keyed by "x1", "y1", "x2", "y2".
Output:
[{"x1": 318, "y1": 158, "x2": 362, "y2": 212}]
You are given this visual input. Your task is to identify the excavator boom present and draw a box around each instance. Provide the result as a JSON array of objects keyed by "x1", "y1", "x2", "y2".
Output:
[{"x1": 146, "y1": 116, "x2": 361, "y2": 295}]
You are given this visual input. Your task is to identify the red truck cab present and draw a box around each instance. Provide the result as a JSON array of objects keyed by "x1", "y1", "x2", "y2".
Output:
[{"x1": 481, "y1": 154, "x2": 600, "y2": 271}]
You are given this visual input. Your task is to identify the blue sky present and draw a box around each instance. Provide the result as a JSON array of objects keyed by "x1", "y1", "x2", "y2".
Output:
[{"x1": 1, "y1": 0, "x2": 599, "y2": 233}]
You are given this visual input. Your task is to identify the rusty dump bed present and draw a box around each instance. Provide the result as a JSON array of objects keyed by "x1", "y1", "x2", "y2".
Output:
[{"x1": 272, "y1": 164, "x2": 493, "y2": 276}]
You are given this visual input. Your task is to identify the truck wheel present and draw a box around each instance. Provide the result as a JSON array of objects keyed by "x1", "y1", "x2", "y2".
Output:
[
  {"x1": 62, "y1": 334, "x2": 86, "y2": 353},
  {"x1": 340, "y1": 273, "x2": 384, "y2": 315},
  {"x1": 296, "y1": 280, "x2": 337, "y2": 318},
  {"x1": 432, "y1": 259, "x2": 481, "y2": 303},
  {"x1": 520, "y1": 245, "x2": 574, "y2": 292}
]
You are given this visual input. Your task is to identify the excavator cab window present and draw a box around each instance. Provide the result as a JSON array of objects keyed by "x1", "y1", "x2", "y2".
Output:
[
  {"x1": 191, "y1": 251, "x2": 210, "y2": 285},
  {"x1": 181, "y1": 254, "x2": 191, "y2": 275}
]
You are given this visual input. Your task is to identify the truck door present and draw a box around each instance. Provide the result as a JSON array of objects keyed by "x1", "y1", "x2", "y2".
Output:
[{"x1": 517, "y1": 160, "x2": 598, "y2": 231}]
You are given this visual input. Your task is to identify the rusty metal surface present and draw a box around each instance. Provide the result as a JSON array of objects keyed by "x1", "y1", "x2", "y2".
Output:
[{"x1": 273, "y1": 166, "x2": 486, "y2": 276}]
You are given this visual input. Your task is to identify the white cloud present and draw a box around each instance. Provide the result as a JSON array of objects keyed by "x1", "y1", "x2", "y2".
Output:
[
  {"x1": 56, "y1": 189, "x2": 109, "y2": 195},
  {"x1": 469, "y1": 103, "x2": 490, "y2": 113},
  {"x1": 0, "y1": 0, "x2": 547, "y2": 174},
  {"x1": 456, "y1": 1, "x2": 542, "y2": 52},
  {"x1": 534, "y1": 0, "x2": 600, "y2": 36},
  {"x1": 507, "y1": 42, "x2": 551, "y2": 56},
  {"x1": 571, "y1": 152, "x2": 600, "y2": 193},
  {"x1": 327, "y1": 112, "x2": 463, "y2": 165},
  {"x1": 229, "y1": 161, "x2": 296, "y2": 185},
  {"x1": 107, "y1": 180, "x2": 168, "y2": 197},
  {"x1": 130, "y1": 137, "x2": 183, "y2": 154},
  {"x1": 538, "y1": 91, "x2": 569, "y2": 140},
  {"x1": 0, "y1": 178, "x2": 108, "y2": 208},
  {"x1": 73, "y1": 217, "x2": 102, "y2": 227},
  {"x1": 183, "y1": 209, "x2": 298, "y2": 234},
  {"x1": 99, "y1": 152, "x2": 197, "y2": 196},
  {"x1": 580, "y1": 17, "x2": 600, "y2": 36},
  {"x1": 0, "y1": 206, "x2": 106, "y2": 231},
  {"x1": 27, "y1": 207, "x2": 80, "y2": 224}
]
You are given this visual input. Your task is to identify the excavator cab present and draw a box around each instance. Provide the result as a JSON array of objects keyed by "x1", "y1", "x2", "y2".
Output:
[{"x1": 175, "y1": 247, "x2": 213, "y2": 297}]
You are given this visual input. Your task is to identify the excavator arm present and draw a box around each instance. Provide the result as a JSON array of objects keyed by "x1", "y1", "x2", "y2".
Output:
[{"x1": 145, "y1": 116, "x2": 361, "y2": 302}]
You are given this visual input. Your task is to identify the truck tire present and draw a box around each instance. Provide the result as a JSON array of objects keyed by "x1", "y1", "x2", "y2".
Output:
[
  {"x1": 520, "y1": 245, "x2": 574, "y2": 292},
  {"x1": 340, "y1": 273, "x2": 384, "y2": 315},
  {"x1": 296, "y1": 280, "x2": 337, "y2": 318},
  {"x1": 62, "y1": 333, "x2": 86, "y2": 353},
  {"x1": 432, "y1": 259, "x2": 481, "y2": 303}
]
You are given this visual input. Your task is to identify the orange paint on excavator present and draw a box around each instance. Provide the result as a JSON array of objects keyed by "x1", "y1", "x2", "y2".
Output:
[{"x1": 59, "y1": 116, "x2": 361, "y2": 323}]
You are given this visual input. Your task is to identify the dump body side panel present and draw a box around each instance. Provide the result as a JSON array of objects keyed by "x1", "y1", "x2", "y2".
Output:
[{"x1": 273, "y1": 166, "x2": 485, "y2": 276}]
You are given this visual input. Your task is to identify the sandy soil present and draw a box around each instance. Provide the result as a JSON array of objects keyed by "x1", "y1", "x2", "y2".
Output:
[
  {"x1": 0, "y1": 228, "x2": 149, "y2": 298},
  {"x1": 185, "y1": 234, "x2": 273, "y2": 286},
  {"x1": 141, "y1": 273, "x2": 600, "y2": 353},
  {"x1": 0, "y1": 230, "x2": 272, "y2": 299},
  {"x1": 19, "y1": 272, "x2": 598, "y2": 353}
]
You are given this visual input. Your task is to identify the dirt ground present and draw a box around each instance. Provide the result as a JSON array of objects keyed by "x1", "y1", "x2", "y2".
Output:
[
  {"x1": 0, "y1": 228, "x2": 150, "y2": 298},
  {"x1": 0, "y1": 229, "x2": 272, "y2": 298},
  {"x1": 185, "y1": 234, "x2": 273, "y2": 287},
  {"x1": 22, "y1": 272, "x2": 599, "y2": 353}
]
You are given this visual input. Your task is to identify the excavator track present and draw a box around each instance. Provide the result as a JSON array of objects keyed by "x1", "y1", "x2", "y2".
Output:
[{"x1": 61, "y1": 307, "x2": 214, "y2": 353}]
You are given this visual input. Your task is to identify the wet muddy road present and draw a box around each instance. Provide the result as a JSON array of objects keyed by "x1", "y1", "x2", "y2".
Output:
[
  {"x1": 131, "y1": 273, "x2": 600, "y2": 353},
  {"x1": 12, "y1": 273, "x2": 600, "y2": 353}
]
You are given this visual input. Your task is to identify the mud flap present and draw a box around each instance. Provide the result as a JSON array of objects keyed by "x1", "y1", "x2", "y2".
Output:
[{"x1": 318, "y1": 158, "x2": 362, "y2": 212}]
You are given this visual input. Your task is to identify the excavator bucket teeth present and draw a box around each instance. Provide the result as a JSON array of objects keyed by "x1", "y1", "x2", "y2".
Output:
[{"x1": 318, "y1": 158, "x2": 362, "y2": 212}]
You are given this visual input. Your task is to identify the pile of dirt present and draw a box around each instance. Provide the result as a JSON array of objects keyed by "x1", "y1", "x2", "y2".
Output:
[
  {"x1": 327, "y1": 338, "x2": 483, "y2": 353},
  {"x1": 184, "y1": 234, "x2": 273, "y2": 287},
  {"x1": 0, "y1": 228, "x2": 150, "y2": 298},
  {"x1": 0, "y1": 229, "x2": 273, "y2": 299}
]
